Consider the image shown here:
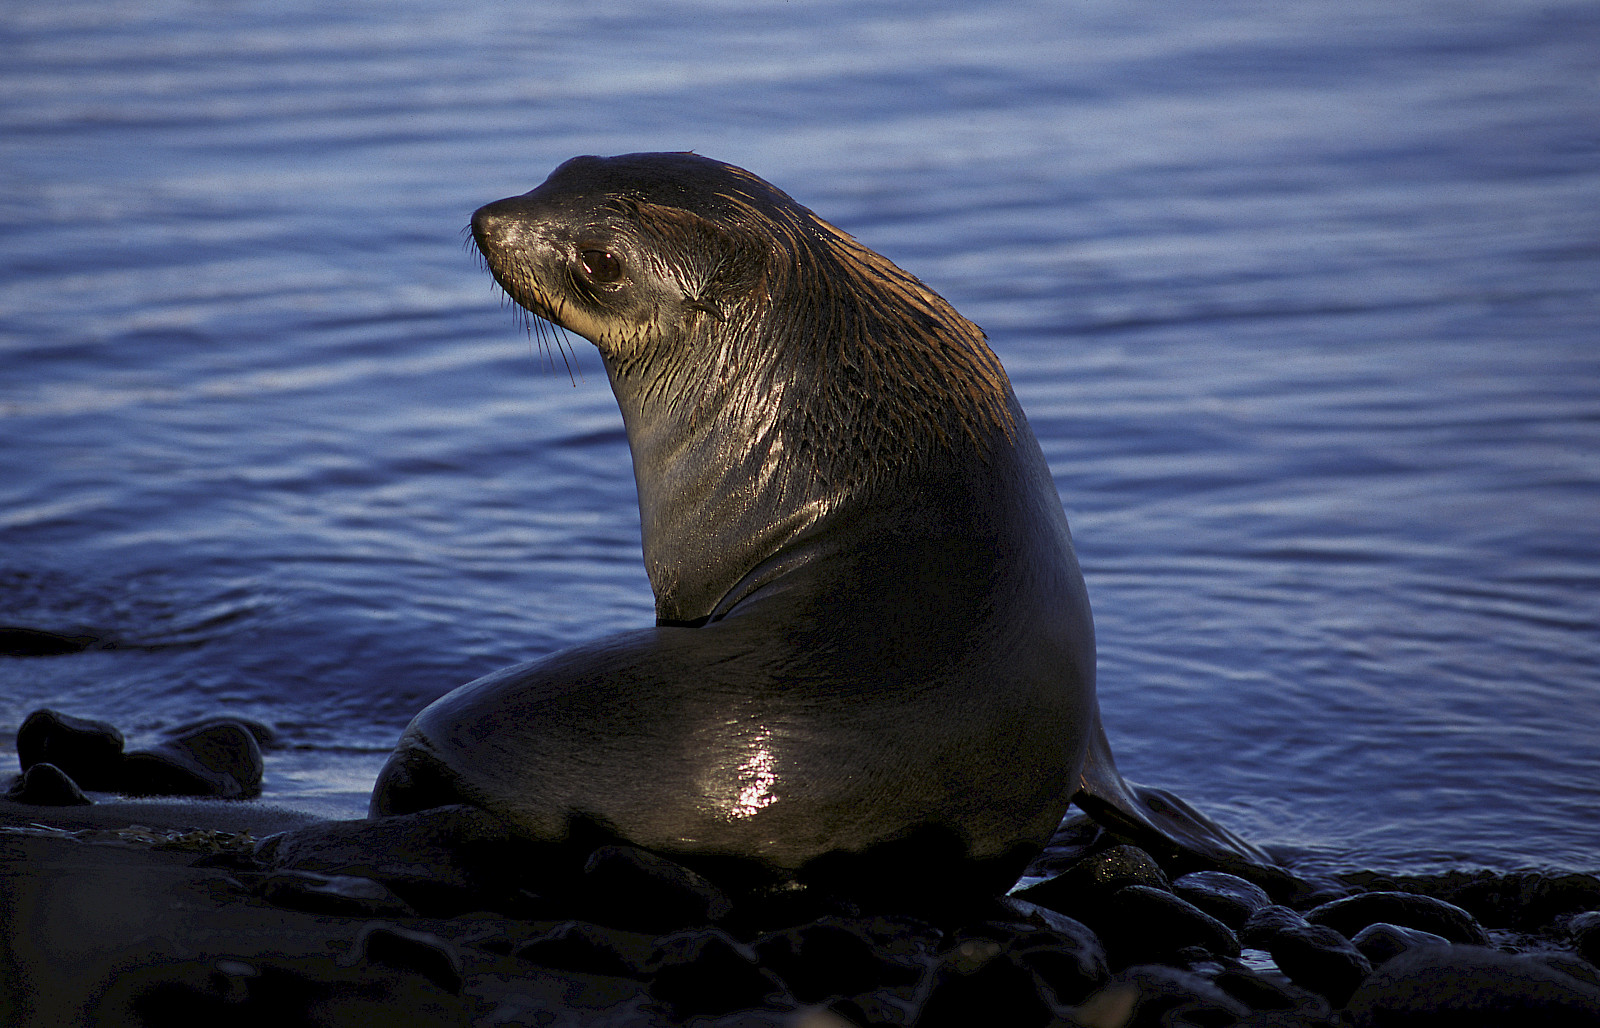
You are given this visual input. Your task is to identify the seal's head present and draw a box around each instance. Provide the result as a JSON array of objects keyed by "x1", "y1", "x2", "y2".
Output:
[
  {"x1": 470, "y1": 152, "x2": 1013, "y2": 465},
  {"x1": 471, "y1": 153, "x2": 1022, "y2": 623},
  {"x1": 470, "y1": 152, "x2": 774, "y2": 358}
]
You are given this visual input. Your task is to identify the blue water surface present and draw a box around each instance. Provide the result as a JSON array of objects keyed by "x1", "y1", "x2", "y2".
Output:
[{"x1": 2, "y1": 0, "x2": 1597, "y2": 877}]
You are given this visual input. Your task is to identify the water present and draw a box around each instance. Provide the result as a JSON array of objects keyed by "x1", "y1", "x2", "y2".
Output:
[{"x1": 2, "y1": 0, "x2": 1596, "y2": 878}]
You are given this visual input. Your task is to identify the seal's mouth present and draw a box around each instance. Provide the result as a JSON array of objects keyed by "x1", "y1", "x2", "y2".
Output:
[{"x1": 465, "y1": 223, "x2": 580, "y2": 377}]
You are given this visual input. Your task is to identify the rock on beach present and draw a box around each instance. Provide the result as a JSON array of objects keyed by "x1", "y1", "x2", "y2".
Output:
[{"x1": 3, "y1": 712, "x2": 1599, "y2": 1026}]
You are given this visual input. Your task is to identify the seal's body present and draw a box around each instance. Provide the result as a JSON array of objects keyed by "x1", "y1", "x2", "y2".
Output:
[{"x1": 373, "y1": 153, "x2": 1275, "y2": 892}]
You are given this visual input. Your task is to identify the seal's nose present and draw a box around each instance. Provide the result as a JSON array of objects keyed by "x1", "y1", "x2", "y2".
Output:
[
  {"x1": 471, "y1": 193, "x2": 556, "y2": 262},
  {"x1": 470, "y1": 201, "x2": 510, "y2": 253}
]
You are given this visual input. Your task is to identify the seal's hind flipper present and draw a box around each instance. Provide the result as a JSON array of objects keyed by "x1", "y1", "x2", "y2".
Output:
[{"x1": 1073, "y1": 716, "x2": 1297, "y2": 895}]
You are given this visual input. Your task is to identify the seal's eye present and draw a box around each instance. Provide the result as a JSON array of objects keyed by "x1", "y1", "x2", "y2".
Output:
[{"x1": 578, "y1": 249, "x2": 623, "y2": 285}]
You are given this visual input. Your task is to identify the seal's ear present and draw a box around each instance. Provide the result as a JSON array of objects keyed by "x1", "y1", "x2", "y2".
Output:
[{"x1": 683, "y1": 295, "x2": 725, "y2": 322}]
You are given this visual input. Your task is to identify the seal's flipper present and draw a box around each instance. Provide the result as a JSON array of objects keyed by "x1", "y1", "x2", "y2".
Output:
[{"x1": 1074, "y1": 716, "x2": 1296, "y2": 894}]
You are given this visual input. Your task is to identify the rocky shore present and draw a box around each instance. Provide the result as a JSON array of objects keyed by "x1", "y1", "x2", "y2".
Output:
[{"x1": 4, "y1": 709, "x2": 1599, "y2": 1027}]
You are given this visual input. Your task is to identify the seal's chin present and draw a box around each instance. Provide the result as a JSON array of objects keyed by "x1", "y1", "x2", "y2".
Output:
[
  {"x1": 486, "y1": 268, "x2": 625, "y2": 355},
  {"x1": 470, "y1": 246, "x2": 585, "y2": 370},
  {"x1": 471, "y1": 244, "x2": 571, "y2": 334}
]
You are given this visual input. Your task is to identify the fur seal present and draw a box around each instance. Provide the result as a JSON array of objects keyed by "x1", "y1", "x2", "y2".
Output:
[{"x1": 372, "y1": 152, "x2": 1279, "y2": 894}]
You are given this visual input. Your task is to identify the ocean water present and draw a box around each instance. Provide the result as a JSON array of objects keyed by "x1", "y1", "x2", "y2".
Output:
[{"x1": 2, "y1": 0, "x2": 1597, "y2": 879}]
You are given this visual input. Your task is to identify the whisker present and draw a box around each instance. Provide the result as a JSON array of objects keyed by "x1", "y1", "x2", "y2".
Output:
[{"x1": 466, "y1": 223, "x2": 582, "y2": 386}]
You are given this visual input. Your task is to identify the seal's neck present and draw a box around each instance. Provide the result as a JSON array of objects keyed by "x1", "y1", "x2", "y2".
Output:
[
  {"x1": 600, "y1": 219, "x2": 1023, "y2": 625},
  {"x1": 604, "y1": 355, "x2": 845, "y2": 624}
]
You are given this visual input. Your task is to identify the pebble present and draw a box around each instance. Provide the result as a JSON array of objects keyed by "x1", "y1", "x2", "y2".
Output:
[
  {"x1": 256, "y1": 804, "x2": 547, "y2": 914},
  {"x1": 1208, "y1": 961, "x2": 1326, "y2": 1017},
  {"x1": 119, "y1": 961, "x2": 329, "y2": 1022},
  {"x1": 1567, "y1": 909, "x2": 1600, "y2": 967},
  {"x1": 647, "y1": 927, "x2": 785, "y2": 1018},
  {"x1": 1098, "y1": 884, "x2": 1241, "y2": 963},
  {"x1": 1023, "y1": 813, "x2": 1110, "y2": 878},
  {"x1": 1012, "y1": 843, "x2": 1170, "y2": 926},
  {"x1": 344, "y1": 922, "x2": 464, "y2": 995},
  {"x1": 1345, "y1": 944, "x2": 1600, "y2": 1027},
  {"x1": 513, "y1": 920, "x2": 653, "y2": 978},
  {"x1": 580, "y1": 843, "x2": 733, "y2": 932},
  {"x1": 16, "y1": 708, "x2": 124, "y2": 789},
  {"x1": 1231, "y1": 1013, "x2": 1340, "y2": 1027},
  {"x1": 1341, "y1": 868, "x2": 1600, "y2": 932},
  {"x1": 1304, "y1": 889, "x2": 1490, "y2": 946},
  {"x1": 121, "y1": 720, "x2": 264, "y2": 799},
  {"x1": 6, "y1": 761, "x2": 92, "y2": 806},
  {"x1": 0, "y1": 627, "x2": 99, "y2": 656},
  {"x1": 1096, "y1": 964, "x2": 1253, "y2": 1027},
  {"x1": 998, "y1": 917, "x2": 1108, "y2": 1007},
  {"x1": 1173, "y1": 870, "x2": 1274, "y2": 928},
  {"x1": 754, "y1": 917, "x2": 919, "y2": 1003},
  {"x1": 1349, "y1": 922, "x2": 1450, "y2": 965},
  {"x1": 165, "y1": 715, "x2": 278, "y2": 749},
  {"x1": 917, "y1": 937, "x2": 1057, "y2": 1028},
  {"x1": 1242, "y1": 904, "x2": 1372, "y2": 1006},
  {"x1": 257, "y1": 870, "x2": 417, "y2": 918}
]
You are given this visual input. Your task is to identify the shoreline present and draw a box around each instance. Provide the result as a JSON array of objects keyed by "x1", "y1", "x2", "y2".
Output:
[{"x1": 4, "y1": 798, "x2": 1598, "y2": 1027}]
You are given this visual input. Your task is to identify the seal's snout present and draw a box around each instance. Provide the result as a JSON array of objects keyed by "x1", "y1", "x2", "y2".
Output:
[
  {"x1": 470, "y1": 199, "x2": 545, "y2": 299},
  {"x1": 469, "y1": 205, "x2": 492, "y2": 243},
  {"x1": 472, "y1": 195, "x2": 547, "y2": 261},
  {"x1": 470, "y1": 202, "x2": 512, "y2": 258}
]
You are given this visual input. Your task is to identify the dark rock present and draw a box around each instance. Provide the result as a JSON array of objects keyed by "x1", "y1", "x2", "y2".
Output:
[
  {"x1": 1542, "y1": 951, "x2": 1600, "y2": 990},
  {"x1": 1241, "y1": 904, "x2": 1312, "y2": 946},
  {"x1": 116, "y1": 955, "x2": 470, "y2": 1026},
  {"x1": 794, "y1": 822, "x2": 1034, "y2": 913},
  {"x1": 1210, "y1": 962, "x2": 1324, "y2": 1014},
  {"x1": 1518, "y1": 874, "x2": 1600, "y2": 930},
  {"x1": 916, "y1": 937, "x2": 1057, "y2": 1028},
  {"x1": 257, "y1": 870, "x2": 417, "y2": 918},
  {"x1": 256, "y1": 805, "x2": 550, "y2": 914},
  {"x1": 648, "y1": 928, "x2": 784, "y2": 1018},
  {"x1": 1093, "y1": 964, "x2": 1251, "y2": 1028},
  {"x1": 1000, "y1": 896, "x2": 1102, "y2": 943},
  {"x1": 979, "y1": 903, "x2": 1108, "y2": 1006},
  {"x1": 581, "y1": 844, "x2": 733, "y2": 932},
  {"x1": 344, "y1": 922, "x2": 463, "y2": 995},
  {"x1": 126, "y1": 961, "x2": 330, "y2": 1023},
  {"x1": 166, "y1": 715, "x2": 279, "y2": 749},
  {"x1": 1173, "y1": 870, "x2": 1273, "y2": 928},
  {"x1": 0, "y1": 627, "x2": 100, "y2": 656},
  {"x1": 1340, "y1": 869, "x2": 1600, "y2": 932},
  {"x1": 1099, "y1": 884, "x2": 1241, "y2": 965},
  {"x1": 754, "y1": 916, "x2": 919, "y2": 1002},
  {"x1": 6, "y1": 762, "x2": 91, "y2": 805},
  {"x1": 1013, "y1": 844, "x2": 1170, "y2": 923},
  {"x1": 1021, "y1": 813, "x2": 1111, "y2": 878},
  {"x1": 514, "y1": 920, "x2": 653, "y2": 978},
  {"x1": 829, "y1": 989, "x2": 919, "y2": 1028},
  {"x1": 1014, "y1": 934, "x2": 1108, "y2": 1006},
  {"x1": 1231, "y1": 1013, "x2": 1342, "y2": 1027},
  {"x1": 1350, "y1": 922, "x2": 1450, "y2": 965},
  {"x1": 1346, "y1": 945, "x2": 1600, "y2": 1027},
  {"x1": 1243, "y1": 904, "x2": 1371, "y2": 1006},
  {"x1": 16, "y1": 708, "x2": 124, "y2": 788},
  {"x1": 206, "y1": 958, "x2": 260, "y2": 1005},
  {"x1": 1305, "y1": 890, "x2": 1490, "y2": 946},
  {"x1": 121, "y1": 720, "x2": 263, "y2": 799},
  {"x1": 1177, "y1": 951, "x2": 1330, "y2": 1019},
  {"x1": 1566, "y1": 910, "x2": 1600, "y2": 967}
]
